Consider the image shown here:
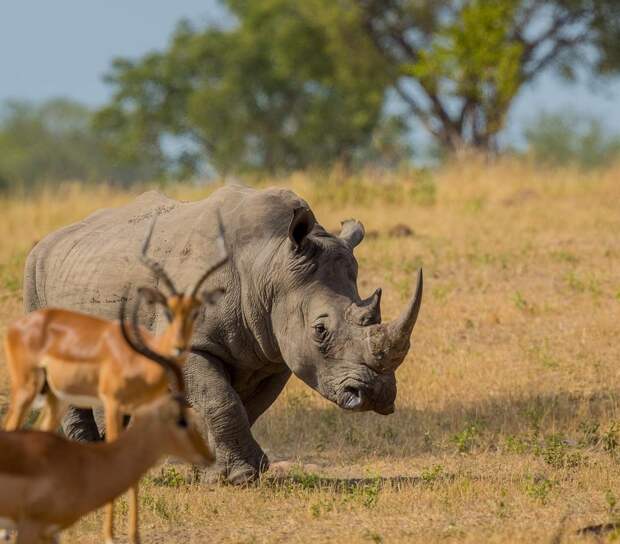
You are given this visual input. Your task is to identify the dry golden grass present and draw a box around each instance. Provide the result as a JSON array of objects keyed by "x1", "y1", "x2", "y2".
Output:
[{"x1": 1, "y1": 158, "x2": 620, "y2": 543}]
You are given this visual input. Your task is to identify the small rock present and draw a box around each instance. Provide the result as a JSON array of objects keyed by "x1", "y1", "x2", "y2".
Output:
[{"x1": 388, "y1": 223, "x2": 414, "y2": 238}]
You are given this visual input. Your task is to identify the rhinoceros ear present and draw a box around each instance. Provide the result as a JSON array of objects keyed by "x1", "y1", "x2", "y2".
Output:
[
  {"x1": 339, "y1": 219, "x2": 365, "y2": 249},
  {"x1": 288, "y1": 207, "x2": 316, "y2": 250}
]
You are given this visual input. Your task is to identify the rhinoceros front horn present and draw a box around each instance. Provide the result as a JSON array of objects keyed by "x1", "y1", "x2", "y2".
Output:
[{"x1": 377, "y1": 269, "x2": 423, "y2": 371}]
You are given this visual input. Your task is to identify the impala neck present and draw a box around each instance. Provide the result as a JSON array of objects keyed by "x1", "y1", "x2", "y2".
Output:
[
  {"x1": 150, "y1": 324, "x2": 187, "y2": 361},
  {"x1": 84, "y1": 412, "x2": 167, "y2": 507}
]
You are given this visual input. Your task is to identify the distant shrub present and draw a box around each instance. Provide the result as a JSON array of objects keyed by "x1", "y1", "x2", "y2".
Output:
[{"x1": 524, "y1": 111, "x2": 620, "y2": 169}]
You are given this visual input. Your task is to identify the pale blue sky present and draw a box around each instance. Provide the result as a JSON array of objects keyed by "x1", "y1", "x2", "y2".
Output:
[{"x1": 1, "y1": 1, "x2": 619, "y2": 149}]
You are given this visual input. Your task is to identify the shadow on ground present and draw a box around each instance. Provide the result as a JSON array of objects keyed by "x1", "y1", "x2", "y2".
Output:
[
  {"x1": 255, "y1": 389, "x2": 620, "y2": 459},
  {"x1": 261, "y1": 473, "x2": 450, "y2": 492}
]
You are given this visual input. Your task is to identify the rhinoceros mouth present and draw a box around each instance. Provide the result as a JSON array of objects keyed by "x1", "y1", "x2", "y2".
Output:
[
  {"x1": 338, "y1": 384, "x2": 395, "y2": 415},
  {"x1": 341, "y1": 386, "x2": 365, "y2": 411}
]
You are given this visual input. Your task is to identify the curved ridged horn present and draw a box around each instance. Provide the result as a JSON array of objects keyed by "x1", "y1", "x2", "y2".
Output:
[
  {"x1": 119, "y1": 294, "x2": 185, "y2": 398},
  {"x1": 346, "y1": 288, "x2": 382, "y2": 325},
  {"x1": 371, "y1": 269, "x2": 423, "y2": 371},
  {"x1": 364, "y1": 287, "x2": 382, "y2": 321},
  {"x1": 140, "y1": 216, "x2": 178, "y2": 296},
  {"x1": 191, "y1": 210, "x2": 229, "y2": 298}
]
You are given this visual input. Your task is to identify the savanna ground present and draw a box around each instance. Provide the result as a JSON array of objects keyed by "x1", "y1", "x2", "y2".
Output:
[{"x1": 1, "y1": 159, "x2": 620, "y2": 543}]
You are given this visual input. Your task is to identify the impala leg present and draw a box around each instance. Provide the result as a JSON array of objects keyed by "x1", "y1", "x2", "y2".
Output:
[
  {"x1": 42, "y1": 533, "x2": 60, "y2": 544},
  {"x1": 128, "y1": 484, "x2": 140, "y2": 544},
  {"x1": 103, "y1": 403, "x2": 122, "y2": 544},
  {"x1": 128, "y1": 413, "x2": 141, "y2": 544},
  {"x1": 15, "y1": 520, "x2": 44, "y2": 544},
  {"x1": 4, "y1": 381, "x2": 38, "y2": 431},
  {"x1": 36, "y1": 394, "x2": 68, "y2": 433}
]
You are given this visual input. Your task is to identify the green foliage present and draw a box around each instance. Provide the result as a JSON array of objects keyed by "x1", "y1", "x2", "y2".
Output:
[
  {"x1": 362, "y1": 529, "x2": 383, "y2": 543},
  {"x1": 513, "y1": 291, "x2": 528, "y2": 311},
  {"x1": 420, "y1": 464, "x2": 445, "y2": 485},
  {"x1": 524, "y1": 111, "x2": 620, "y2": 169},
  {"x1": 141, "y1": 493, "x2": 179, "y2": 521},
  {"x1": 504, "y1": 435, "x2": 530, "y2": 455},
  {"x1": 149, "y1": 466, "x2": 187, "y2": 487},
  {"x1": 359, "y1": 0, "x2": 620, "y2": 153},
  {"x1": 452, "y1": 422, "x2": 481, "y2": 453},
  {"x1": 6, "y1": 1, "x2": 620, "y2": 184},
  {"x1": 408, "y1": 1, "x2": 523, "y2": 144},
  {"x1": 0, "y1": 99, "x2": 158, "y2": 191},
  {"x1": 524, "y1": 475, "x2": 553, "y2": 504},
  {"x1": 539, "y1": 434, "x2": 585, "y2": 468},
  {"x1": 96, "y1": 0, "x2": 391, "y2": 176},
  {"x1": 603, "y1": 423, "x2": 619, "y2": 454}
]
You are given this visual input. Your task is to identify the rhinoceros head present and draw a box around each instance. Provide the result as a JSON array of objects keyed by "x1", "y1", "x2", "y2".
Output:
[{"x1": 272, "y1": 206, "x2": 423, "y2": 415}]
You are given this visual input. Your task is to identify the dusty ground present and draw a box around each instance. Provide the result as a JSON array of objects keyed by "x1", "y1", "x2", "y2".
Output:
[{"x1": 1, "y1": 159, "x2": 620, "y2": 543}]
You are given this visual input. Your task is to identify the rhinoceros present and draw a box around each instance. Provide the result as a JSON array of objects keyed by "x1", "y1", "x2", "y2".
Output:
[{"x1": 23, "y1": 185, "x2": 422, "y2": 484}]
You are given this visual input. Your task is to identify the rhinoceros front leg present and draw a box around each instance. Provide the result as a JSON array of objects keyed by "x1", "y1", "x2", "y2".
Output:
[{"x1": 185, "y1": 351, "x2": 268, "y2": 485}]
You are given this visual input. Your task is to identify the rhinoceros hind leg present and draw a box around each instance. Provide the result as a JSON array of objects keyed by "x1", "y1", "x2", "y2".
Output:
[{"x1": 61, "y1": 406, "x2": 102, "y2": 442}]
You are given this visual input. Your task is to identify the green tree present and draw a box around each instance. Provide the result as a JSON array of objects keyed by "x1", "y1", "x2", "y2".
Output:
[
  {"x1": 95, "y1": 0, "x2": 390, "y2": 176},
  {"x1": 357, "y1": 0, "x2": 620, "y2": 153},
  {"x1": 0, "y1": 99, "x2": 159, "y2": 190},
  {"x1": 97, "y1": 0, "x2": 620, "y2": 171}
]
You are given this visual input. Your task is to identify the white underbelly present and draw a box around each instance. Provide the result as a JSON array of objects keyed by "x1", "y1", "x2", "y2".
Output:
[
  {"x1": 40, "y1": 357, "x2": 103, "y2": 408},
  {"x1": 52, "y1": 390, "x2": 103, "y2": 409}
]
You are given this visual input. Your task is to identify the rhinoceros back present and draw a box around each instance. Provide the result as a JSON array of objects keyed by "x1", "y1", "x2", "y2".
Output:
[
  {"x1": 24, "y1": 191, "x2": 183, "y2": 319},
  {"x1": 23, "y1": 185, "x2": 309, "y2": 325}
]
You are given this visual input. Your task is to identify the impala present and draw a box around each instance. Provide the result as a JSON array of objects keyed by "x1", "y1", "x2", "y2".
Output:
[
  {"x1": 0, "y1": 312, "x2": 215, "y2": 544},
  {"x1": 2, "y1": 215, "x2": 227, "y2": 544}
]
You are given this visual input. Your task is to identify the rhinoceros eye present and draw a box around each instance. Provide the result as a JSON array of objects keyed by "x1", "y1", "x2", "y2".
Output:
[{"x1": 313, "y1": 322, "x2": 328, "y2": 342}]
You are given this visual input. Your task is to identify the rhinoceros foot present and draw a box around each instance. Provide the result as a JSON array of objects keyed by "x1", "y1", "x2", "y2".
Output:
[
  {"x1": 227, "y1": 461, "x2": 266, "y2": 486},
  {"x1": 200, "y1": 445, "x2": 269, "y2": 486}
]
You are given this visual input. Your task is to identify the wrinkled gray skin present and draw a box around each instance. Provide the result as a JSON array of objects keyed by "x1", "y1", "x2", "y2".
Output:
[{"x1": 23, "y1": 186, "x2": 422, "y2": 484}]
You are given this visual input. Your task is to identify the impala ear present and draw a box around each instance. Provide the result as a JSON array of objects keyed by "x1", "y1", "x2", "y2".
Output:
[
  {"x1": 137, "y1": 286, "x2": 168, "y2": 307},
  {"x1": 288, "y1": 207, "x2": 316, "y2": 251}
]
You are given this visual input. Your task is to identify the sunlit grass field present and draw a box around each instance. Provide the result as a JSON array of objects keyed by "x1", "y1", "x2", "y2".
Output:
[{"x1": 1, "y1": 159, "x2": 620, "y2": 542}]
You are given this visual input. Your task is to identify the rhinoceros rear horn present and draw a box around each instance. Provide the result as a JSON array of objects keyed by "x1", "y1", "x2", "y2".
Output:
[
  {"x1": 339, "y1": 219, "x2": 364, "y2": 249},
  {"x1": 382, "y1": 269, "x2": 423, "y2": 370},
  {"x1": 288, "y1": 207, "x2": 316, "y2": 251}
]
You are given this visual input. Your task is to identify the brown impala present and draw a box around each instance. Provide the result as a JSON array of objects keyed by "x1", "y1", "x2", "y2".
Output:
[{"x1": 0, "y1": 300, "x2": 215, "y2": 544}]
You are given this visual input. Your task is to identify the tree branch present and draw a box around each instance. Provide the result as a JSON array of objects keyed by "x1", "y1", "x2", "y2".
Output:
[
  {"x1": 522, "y1": 31, "x2": 591, "y2": 82},
  {"x1": 518, "y1": 7, "x2": 589, "y2": 68},
  {"x1": 393, "y1": 81, "x2": 443, "y2": 141}
]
